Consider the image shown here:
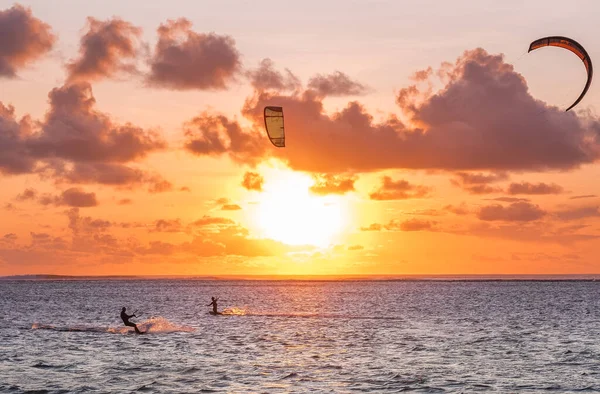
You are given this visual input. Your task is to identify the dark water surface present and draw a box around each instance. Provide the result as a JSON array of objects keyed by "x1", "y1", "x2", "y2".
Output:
[{"x1": 1, "y1": 280, "x2": 600, "y2": 393}]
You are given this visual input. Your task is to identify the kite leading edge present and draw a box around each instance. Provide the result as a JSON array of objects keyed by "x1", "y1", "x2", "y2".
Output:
[{"x1": 528, "y1": 36, "x2": 593, "y2": 111}]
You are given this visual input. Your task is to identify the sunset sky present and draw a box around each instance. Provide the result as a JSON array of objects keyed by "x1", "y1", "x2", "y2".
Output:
[{"x1": 1, "y1": 0, "x2": 600, "y2": 276}]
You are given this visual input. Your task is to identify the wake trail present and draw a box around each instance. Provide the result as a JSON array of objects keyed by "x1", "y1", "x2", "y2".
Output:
[
  {"x1": 245, "y1": 312, "x2": 404, "y2": 320},
  {"x1": 212, "y1": 307, "x2": 403, "y2": 320},
  {"x1": 31, "y1": 316, "x2": 195, "y2": 334}
]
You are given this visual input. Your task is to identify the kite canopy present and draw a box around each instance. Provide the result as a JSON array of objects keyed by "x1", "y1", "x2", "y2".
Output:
[
  {"x1": 528, "y1": 36, "x2": 593, "y2": 111},
  {"x1": 264, "y1": 106, "x2": 285, "y2": 147}
]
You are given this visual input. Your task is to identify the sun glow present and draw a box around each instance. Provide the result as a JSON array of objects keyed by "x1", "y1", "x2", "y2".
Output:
[{"x1": 252, "y1": 170, "x2": 348, "y2": 247}]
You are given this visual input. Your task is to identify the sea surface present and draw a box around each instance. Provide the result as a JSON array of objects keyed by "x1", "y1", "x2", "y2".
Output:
[{"x1": 1, "y1": 279, "x2": 600, "y2": 393}]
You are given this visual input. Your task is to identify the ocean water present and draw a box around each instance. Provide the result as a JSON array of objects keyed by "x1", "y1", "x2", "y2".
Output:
[{"x1": 1, "y1": 279, "x2": 600, "y2": 393}]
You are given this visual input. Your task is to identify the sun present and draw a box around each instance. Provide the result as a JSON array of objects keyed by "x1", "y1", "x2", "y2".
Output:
[{"x1": 252, "y1": 170, "x2": 348, "y2": 247}]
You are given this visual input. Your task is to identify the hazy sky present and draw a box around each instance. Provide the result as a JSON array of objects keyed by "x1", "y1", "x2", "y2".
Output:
[{"x1": 1, "y1": 0, "x2": 600, "y2": 276}]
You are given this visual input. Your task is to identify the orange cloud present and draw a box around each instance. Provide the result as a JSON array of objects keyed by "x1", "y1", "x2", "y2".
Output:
[
  {"x1": 0, "y1": 4, "x2": 55, "y2": 78},
  {"x1": 67, "y1": 208, "x2": 111, "y2": 235},
  {"x1": 221, "y1": 204, "x2": 241, "y2": 211},
  {"x1": 507, "y1": 182, "x2": 563, "y2": 195},
  {"x1": 148, "y1": 178, "x2": 173, "y2": 193},
  {"x1": 147, "y1": 18, "x2": 241, "y2": 90},
  {"x1": 16, "y1": 187, "x2": 98, "y2": 207},
  {"x1": 369, "y1": 176, "x2": 430, "y2": 200},
  {"x1": 0, "y1": 208, "x2": 308, "y2": 270},
  {"x1": 247, "y1": 58, "x2": 301, "y2": 92},
  {"x1": 192, "y1": 216, "x2": 235, "y2": 227},
  {"x1": 405, "y1": 208, "x2": 444, "y2": 216},
  {"x1": 56, "y1": 163, "x2": 145, "y2": 186},
  {"x1": 360, "y1": 223, "x2": 382, "y2": 231},
  {"x1": 132, "y1": 215, "x2": 303, "y2": 257},
  {"x1": 0, "y1": 103, "x2": 36, "y2": 175},
  {"x1": 52, "y1": 188, "x2": 98, "y2": 207},
  {"x1": 386, "y1": 218, "x2": 436, "y2": 231},
  {"x1": 188, "y1": 50, "x2": 600, "y2": 174},
  {"x1": 1, "y1": 233, "x2": 17, "y2": 243},
  {"x1": 309, "y1": 174, "x2": 356, "y2": 195},
  {"x1": 555, "y1": 206, "x2": 600, "y2": 221},
  {"x1": 66, "y1": 17, "x2": 142, "y2": 82},
  {"x1": 241, "y1": 171, "x2": 264, "y2": 192},
  {"x1": 453, "y1": 171, "x2": 508, "y2": 185},
  {"x1": 33, "y1": 83, "x2": 164, "y2": 163},
  {"x1": 15, "y1": 188, "x2": 37, "y2": 201},
  {"x1": 411, "y1": 67, "x2": 433, "y2": 82},
  {"x1": 0, "y1": 82, "x2": 169, "y2": 188},
  {"x1": 307, "y1": 71, "x2": 368, "y2": 97},
  {"x1": 450, "y1": 171, "x2": 507, "y2": 194},
  {"x1": 184, "y1": 111, "x2": 266, "y2": 165},
  {"x1": 570, "y1": 195, "x2": 597, "y2": 200},
  {"x1": 453, "y1": 179, "x2": 563, "y2": 197},
  {"x1": 29, "y1": 232, "x2": 68, "y2": 250},
  {"x1": 361, "y1": 219, "x2": 436, "y2": 232},
  {"x1": 478, "y1": 202, "x2": 546, "y2": 222},
  {"x1": 444, "y1": 203, "x2": 469, "y2": 215},
  {"x1": 465, "y1": 222, "x2": 599, "y2": 244},
  {"x1": 486, "y1": 197, "x2": 529, "y2": 203},
  {"x1": 153, "y1": 219, "x2": 183, "y2": 233}
]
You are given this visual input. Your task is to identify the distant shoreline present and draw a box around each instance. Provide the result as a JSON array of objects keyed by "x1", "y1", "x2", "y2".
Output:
[{"x1": 1, "y1": 274, "x2": 600, "y2": 282}]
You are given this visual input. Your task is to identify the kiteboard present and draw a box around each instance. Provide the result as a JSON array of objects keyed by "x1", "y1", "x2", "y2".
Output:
[{"x1": 209, "y1": 311, "x2": 223, "y2": 316}]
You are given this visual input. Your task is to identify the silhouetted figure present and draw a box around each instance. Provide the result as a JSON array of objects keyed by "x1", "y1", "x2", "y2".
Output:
[
  {"x1": 121, "y1": 307, "x2": 142, "y2": 334},
  {"x1": 207, "y1": 297, "x2": 219, "y2": 314}
]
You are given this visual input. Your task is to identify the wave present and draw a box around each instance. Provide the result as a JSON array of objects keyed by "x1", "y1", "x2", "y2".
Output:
[
  {"x1": 220, "y1": 307, "x2": 246, "y2": 315},
  {"x1": 31, "y1": 316, "x2": 195, "y2": 334}
]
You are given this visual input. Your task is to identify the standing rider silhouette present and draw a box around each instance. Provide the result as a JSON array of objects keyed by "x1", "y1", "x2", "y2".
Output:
[
  {"x1": 207, "y1": 297, "x2": 219, "y2": 314},
  {"x1": 120, "y1": 307, "x2": 142, "y2": 334}
]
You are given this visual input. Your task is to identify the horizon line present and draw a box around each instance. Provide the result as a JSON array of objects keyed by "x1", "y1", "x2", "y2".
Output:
[{"x1": 2, "y1": 273, "x2": 600, "y2": 281}]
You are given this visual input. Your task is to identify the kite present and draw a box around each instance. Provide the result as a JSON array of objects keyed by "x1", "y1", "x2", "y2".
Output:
[
  {"x1": 528, "y1": 36, "x2": 593, "y2": 111},
  {"x1": 264, "y1": 106, "x2": 285, "y2": 147}
]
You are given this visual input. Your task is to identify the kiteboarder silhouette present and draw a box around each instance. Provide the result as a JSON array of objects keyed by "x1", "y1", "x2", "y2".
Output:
[
  {"x1": 120, "y1": 307, "x2": 143, "y2": 334},
  {"x1": 207, "y1": 297, "x2": 219, "y2": 315}
]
